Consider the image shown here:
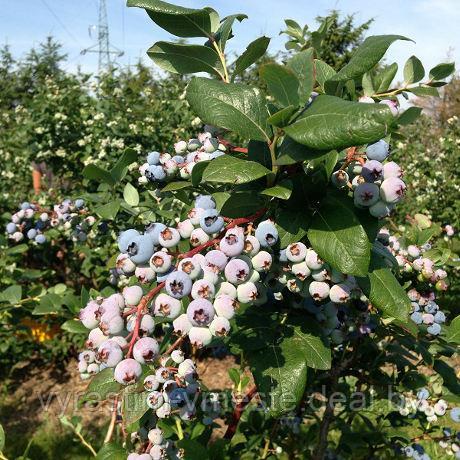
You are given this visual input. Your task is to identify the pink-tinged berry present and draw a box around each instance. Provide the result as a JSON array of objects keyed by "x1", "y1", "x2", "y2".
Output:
[
  {"x1": 86, "y1": 327, "x2": 106, "y2": 349},
  {"x1": 362, "y1": 160, "x2": 383, "y2": 182},
  {"x1": 215, "y1": 281, "x2": 237, "y2": 298},
  {"x1": 205, "y1": 250, "x2": 228, "y2": 272},
  {"x1": 219, "y1": 227, "x2": 245, "y2": 256},
  {"x1": 305, "y1": 249, "x2": 323, "y2": 270},
  {"x1": 154, "y1": 293, "x2": 181, "y2": 319},
  {"x1": 189, "y1": 327, "x2": 213, "y2": 348},
  {"x1": 251, "y1": 251, "x2": 272, "y2": 272},
  {"x1": 224, "y1": 258, "x2": 250, "y2": 284},
  {"x1": 286, "y1": 242, "x2": 307, "y2": 262},
  {"x1": 100, "y1": 314, "x2": 124, "y2": 336},
  {"x1": 165, "y1": 271, "x2": 192, "y2": 299},
  {"x1": 140, "y1": 314, "x2": 155, "y2": 334},
  {"x1": 213, "y1": 294, "x2": 238, "y2": 319},
  {"x1": 143, "y1": 375, "x2": 160, "y2": 391},
  {"x1": 379, "y1": 177, "x2": 406, "y2": 204},
  {"x1": 191, "y1": 279, "x2": 215, "y2": 300},
  {"x1": 97, "y1": 340, "x2": 123, "y2": 367},
  {"x1": 133, "y1": 337, "x2": 159, "y2": 364},
  {"x1": 187, "y1": 298, "x2": 215, "y2": 326},
  {"x1": 244, "y1": 235, "x2": 261, "y2": 256},
  {"x1": 123, "y1": 285, "x2": 144, "y2": 306},
  {"x1": 80, "y1": 301, "x2": 100, "y2": 329},
  {"x1": 329, "y1": 283, "x2": 351, "y2": 303},
  {"x1": 114, "y1": 358, "x2": 142, "y2": 385},
  {"x1": 383, "y1": 161, "x2": 403, "y2": 179},
  {"x1": 173, "y1": 314, "x2": 193, "y2": 336},
  {"x1": 135, "y1": 266, "x2": 156, "y2": 283},
  {"x1": 309, "y1": 281, "x2": 330, "y2": 301},
  {"x1": 237, "y1": 282, "x2": 258, "y2": 303},
  {"x1": 149, "y1": 251, "x2": 172, "y2": 273},
  {"x1": 209, "y1": 316, "x2": 231, "y2": 336},
  {"x1": 190, "y1": 228, "x2": 210, "y2": 247},
  {"x1": 291, "y1": 262, "x2": 311, "y2": 281}
]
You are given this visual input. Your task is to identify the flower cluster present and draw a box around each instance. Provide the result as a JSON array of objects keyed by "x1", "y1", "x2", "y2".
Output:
[
  {"x1": 138, "y1": 132, "x2": 226, "y2": 184},
  {"x1": 5, "y1": 198, "x2": 94, "y2": 244},
  {"x1": 332, "y1": 138, "x2": 406, "y2": 218}
]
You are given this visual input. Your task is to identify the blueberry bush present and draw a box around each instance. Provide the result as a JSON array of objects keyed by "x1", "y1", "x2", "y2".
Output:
[{"x1": 1, "y1": 1, "x2": 459, "y2": 459}]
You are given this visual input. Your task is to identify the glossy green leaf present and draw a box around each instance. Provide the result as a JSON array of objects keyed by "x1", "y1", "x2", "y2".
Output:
[
  {"x1": 444, "y1": 315, "x2": 460, "y2": 344},
  {"x1": 374, "y1": 62, "x2": 398, "y2": 93},
  {"x1": 403, "y1": 55, "x2": 425, "y2": 84},
  {"x1": 287, "y1": 48, "x2": 314, "y2": 103},
  {"x1": 429, "y1": 62, "x2": 455, "y2": 80},
  {"x1": 161, "y1": 181, "x2": 192, "y2": 192},
  {"x1": 186, "y1": 77, "x2": 271, "y2": 142},
  {"x1": 260, "y1": 63, "x2": 300, "y2": 107},
  {"x1": 110, "y1": 148, "x2": 138, "y2": 182},
  {"x1": 202, "y1": 155, "x2": 270, "y2": 184},
  {"x1": 0, "y1": 285, "x2": 22, "y2": 304},
  {"x1": 95, "y1": 201, "x2": 120, "y2": 220},
  {"x1": 127, "y1": 0, "x2": 219, "y2": 38},
  {"x1": 315, "y1": 59, "x2": 335, "y2": 91},
  {"x1": 123, "y1": 183, "x2": 139, "y2": 207},
  {"x1": 33, "y1": 293, "x2": 63, "y2": 315},
  {"x1": 61, "y1": 319, "x2": 88, "y2": 334},
  {"x1": 215, "y1": 14, "x2": 247, "y2": 50},
  {"x1": 285, "y1": 95, "x2": 395, "y2": 150},
  {"x1": 276, "y1": 210, "x2": 310, "y2": 248},
  {"x1": 261, "y1": 180, "x2": 293, "y2": 200},
  {"x1": 276, "y1": 136, "x2": 325, "y2": 165},
  {"x1": 5, "y1": 244, "x2": 28, "y2": 255},
  {"x1": 96, "y1": 443, "x2": 127, "y2": 460},
  {"x1": 122, "y1": 388, "x2": 150, "y2": 425},
  {"x1": 83, "y1": 164, "x2": 115, "y2": 186},
  {"x1": 308, "y1": 194, "x2": 372, "y2": 276},
  {"x1": 86, "y1": 368, "x2": 122, "y2": 402},
  {"x1": 220, "y1": 192, "x2": 266, "y2": 217},
  {"x1": 409, "y1": 86, "x2": 439, "y2": 97},
  {"x1": 397, "y1": 107, "x2": 422, "y2": 126},
  {"x1": 232, "y1": 36, "x2": 271, "y2": 80},
  {"x1": 267, "y1": 105, "x2": 297, "y2": 128},
  {"x1": 357, "y1": 254, "x2": 411, "y2": 323},
  {"x1": 147, "y1": 42, "x2": 224, "y2": 77},
  {"x1": 325, "y1": 35, "x2": 411, "y2": 90}
]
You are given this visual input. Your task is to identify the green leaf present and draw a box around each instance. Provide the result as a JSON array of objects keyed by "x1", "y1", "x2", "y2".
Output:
[
  {"x1": 397, "y1": 107, "x2": 422, "y2": 126},
  {"x1": 123, "y1": 183, "x2": 140, "y2": 207},
  {"x1": 248, "y1": 333, "x2": 308, "y2": 417},
  {"x1": 176, "y1": 439, "x2": 210, "y2": 460},
  {"x1": 110, "y1": 148, "x2": 138, "y2": 182},
  {"x1": 276, "y1": 210, "x2": 310, "y2": 248},
  {"x1": 96, "y1": 443, "x2": 127, "y2": 460},
  {"x1": 5, "y1": 243, "x2": 28, "y2": 255},
  {"x1": 362, "y1": 73, "x2": 374, "y2": 97},
  {"x1": 403, "y1": 55, "x2": 425, "y2": 84},
  {"x1": 0, "y1": 424, "x2": 4, "y2": 451},
  {"x1": 267, "y1": 105, "x2": 298, "y2": 128},
  {"x1": 0, "y1": 285, "x2": 22, "y2": 304},
  {"x1": 95, "y1": 201, "x2": 120, "y2": 220},
  {"x1": 61, "y1": 319, "x2": 88, "y2": 334},
  {"x1": 374, "y1": 62, "x2": 398, "y2": 93},
  {"x1": 284, "y1": 95, "x2": 395, "y2": 150},
  {"x1": 232, "y1": 36, "x2": 271, "y2": 80},
  {"x1": 444, "y1": 315, "x2": 460, "y2": 344},
  {"x1": 122, "y1": 388, "x2": 150, "y2": 425},
  {"x1": 429, "y1": 62, "x2": 455, "y2": 80},
  {"x1": 215, "y1": 14, "x2": 247, "y2": 50},
  {"x1": 86, "y1": 368, "x2": 122, "y2": 401},
  {"x1": 409, "y1": 86, "x2": 439, "y2": 97},
  {"x1": 83, "y1": 164, "x2": 115, "y2": 186},
  {"x1": 220, "y1": 192, "x2": 266, "y2": 217},
  {"x1": 287, "y1": 48, "x2": 314, "y2": 103},
  {"x1": 325, "y1": 35, "x2": 411, "y2": 90},
  {"x1": 127, "y1": 0, "x2": 219, "y2": 38},
  {"x1": 33, "y1": 293, "x2": 63, "y2": 315},
  {"x1": 260, "y1": 63, "x2": 300, "y2": 107},
  {"x1": 357, "y1": 254, "x2": 411, "y2": 323},
  {"x1": 261, "y1": 180, "x2": 293, "y2": 200},
  {"x1": 161, "y1": 181, "x2": 192, "y2": 192},
  {"x1": 315, "y1": 59, "x2": 335, "y2": 91},
  {"x1": 201, "y1": 155, "x2": 270, "y2": 184},
  {"x1": 191, "y1": 160, "x2": 210, "y2": 186},
  {"x1": 186, "y1": 77, "x2": 270, "y2": 142},
  {"x1": 276, "y1": 136, "x2": 325, "y2": 165},
  {"x1": 147, "y1": 42, "x2": 224, "y2": 77},
  {"x1": 308, "y1": 194, "x2": 372, "y2": 276}
]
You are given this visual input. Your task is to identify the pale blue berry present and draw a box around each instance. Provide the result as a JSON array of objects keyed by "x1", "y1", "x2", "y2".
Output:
[
  {"x1": 6, "y1": 222, "x2": 16, "y2": 234},
  {"x1": 145, "y1": 222, "x2": 166, "y2": 246},
  {"x1": 147, "y1": 151, "x2": 161, "y2": 165},
  {"x1": 255, "y1": 220, "x2": 279, "y2": 247},
  {"x1": 165, "y1": 271, "x2": 192, "y2": 299},
  {"x1": 195, "y1": 195, "x2": 216, "y2": 210},
  {"x1": 362, "y1": 160, "x2": 383, "y2": 182},
  {"x1": 366, "y1": 139, "x2": 390, "y2": 161},
  {"x1": 200, "y1": 209, "x2": 224, "y2": 234},
  {"x1": 354, "y1": 182, "x2": 380, "y2": 207},
  {"x1": 118, "y1": 229, "x2": 140, "y2": 252},
  {"x1": 224, "y1": 258, "x2": 250, "y2": 285},
  {"x1": 187, "y1": 298, "x2": 215, "y2": 326}
]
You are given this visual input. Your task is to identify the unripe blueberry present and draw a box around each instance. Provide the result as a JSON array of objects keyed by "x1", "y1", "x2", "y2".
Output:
[
  {"x1": 158, "y1": 227, "x2": 180, "y2": 248},
  {"x1": 150, "y1": 251, "x2": 172, "y2": 273},
  {"x1": 187, "y1": 298, "x2": 215, "y2": 326},
  {"x1": 123, "y1": 285, "x2": 144, "y2": 306},
  {"x1": 147, "y1": 390, "x2": 164, "y2": 409},
  {"x1": 219, "y1": 227, "x2": 245, "y2": 256},
  {"x1": 354, "y1": 182, "x2": 380, "y2": 207},
  {"x1": 188, "y1": 138, "x2": 201, "y2": 151},
  {"x1": 255, "y1": 220, "x2": 279, "y2": 247},
  {"x1": 144, "y1": 375, "x2": 160, "y2": 391},
  {"x1": 80, "y1": 301, "x2": 100, "y2": 329},
  {"x1": 244, "y1": 235, "x2": 261, "y2": 256},
  {"x1": 286, "y1": 242, "x2": 308, "y2": 263},
  {"x1": 224, "y1": 258, "x2": 250, "y2": 285},
  {"x1": 427, "y1": 323, "x2": 441, "y2": 335},
  {"x1": 366, "y1": 139, "x2": 390, "y2": 161},
  {"x1": 140, "y1": 314, "x2": 155, "y2": 334},
  {"x1": 189, "y1": 326, "x2": 213, "y2": 348},
  {"x1": 87, "y1": 363, "x2": 99, "y2": 375},
  {"x1": 188, "y1": 207, "x2": 205, "y2": 225},
  {"x1": 205, "y1": 250, "x2": 228, "y2": 272},
  {"x1": 79, "y1": 350, "x2": 96, "y2": 363},
  {"x1": 100, "y1": 314, "x2": 124, "y2": 336},
  {"x1": 173, "y1": 314, "x2": 193, "y2": 336},
  {"x1": 133, "y1": 337, "x2": 159, "y2": 364},
  {"x1": 329, "y1": 284, "x2": 351, "y2": 303},
  {"x1": 213, "y1": 294, "x2": 238, "y2": 319},
  {"x1": 287, "y1": 278, "x2": 302, "y2": 293},
  {"x1": 148, "y1": 428, "x2": 163, "y2": 445},
  {"x1": 12, "y1": 231, "x2": 24, "y2": 242},
  {"x1": 331, "y1": 169, "x2": 349, "y2": 189},
  {"x1": 236, "y1": 282, "x2": 258, "y2": 304},
  {"x1": 150, "y1": 445, "x2": 167, "y2": 460},
  {"x1": 180, "y1": 162, "x2": 195, "y2": 179},
  {"x1": 86, "y1": 327, "x2": 106, "y2": 349},
  {"x1": 305, "y1": 249, "x2": 323, "y2": 270},
  {"x1": 215, "y1": 281, "x2": 237, "y2": 299},
  {"x1": 78, "y1": 360, "x2": 88, "y2": 373},
  {"x1": 177, "y1": 257, "x2": 202, "y2": 280},
  {"x1": 380, "y1": 99, "x2": 399, "y2": 116},
  {"x1": 379, "y1": 177, "x2": 406, "y2": 204},
  {"x1": 174, "y1": 140, "x2": 188, "y2": 154},
  {"x1": 145, "y1": 222, "x2": 166, "y2": 246},
  {"x1": 251, "y1": 251, "x2": 272, "y2": 272},
  {"x1": 203, "y1": 137, "x2": 219, "y2": 153},
  {"x1": 209, "y1": 316, "x2": 231, "y2": 336},
  {"x1": 291, "y1": 261, "x2": 311, "y2": 281},
  {"x1": 154, "y1": 293, "x2": 181, "y2": 318},
  {"x1": 171, "y1": 349, "x2": 185, "y2": 364},
  {"x1": 190, "y1": 228, "x2": 210, "y2": 247},
  {"x1": 309, "y1": 281, "x2": 330, "y2": 301},
  {"x1": 97, "y1": 341, "x2": 123, "y2": 367},
  {"x1": 191, "y1": 279, "x2": 215, "y2": 300},
  {"x1": 369, "y1": 200, "x2": 393, "y2": 218},
  {"x1": 135, "y1": 266, "x2": 156, "y2": 284},
  {"x1": 114, "y1": 358, "x2": 142, "y2": 385},
  {"x1": 362, "y1": 160, "x2": 383, "y2": 182},
  {"x1": 155, "y1": 366, "x2": 171, "y2": 383},
  {"x1": 177, "y1": 219, "x2": 194, "y2": 239},
  {"x1": 383, "y1": 161, "x2": 402, "y2": 179},
  {"x1": 165, "y1": 271, "x2": 192, "y2": 299}
]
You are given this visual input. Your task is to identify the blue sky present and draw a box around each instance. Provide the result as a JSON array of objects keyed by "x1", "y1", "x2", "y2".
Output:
[{"x1": 1, "y1": 0, "x2": 459, "y2": 81}]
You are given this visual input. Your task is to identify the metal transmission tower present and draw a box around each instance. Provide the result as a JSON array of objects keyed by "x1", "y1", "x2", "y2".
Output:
[{"x1": 81, "y1": 0, "x2": 124, "y2": 73}]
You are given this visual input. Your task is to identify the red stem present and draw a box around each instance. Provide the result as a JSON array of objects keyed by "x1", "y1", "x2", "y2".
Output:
[{"x1": 224, "y1": 385, "x2": 258, "y2": 439}]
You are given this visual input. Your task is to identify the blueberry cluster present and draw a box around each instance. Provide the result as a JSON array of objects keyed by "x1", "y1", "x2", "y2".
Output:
[
  {"x1": 438, "y1": 427, "x2": 460, "y2": 458},
  {"x1": 332, "y1": 139, "x2": 406, "y2": 218},
  {"x1": 397, "y1": 443, "x2": 431, "y2": 460},
  {"x1": 138, "y1": 132, "x2": 226, "y2": 184},
  {"x1": 395, "y1": 388, "x2": 449, "y2": 423},
  {"x1": 5, "y1": 198, "x2": 92, "y2": 245},
  {"x1": 114, "y1": 196, "x2": 275, "y2": 347}
]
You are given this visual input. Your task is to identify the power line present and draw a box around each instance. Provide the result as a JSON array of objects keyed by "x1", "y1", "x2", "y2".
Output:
[{"x1": 39, "y1": 0, "x2": 81, "y2": 45}]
